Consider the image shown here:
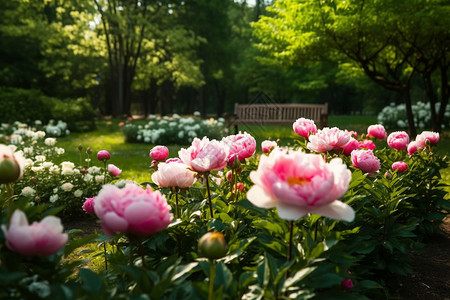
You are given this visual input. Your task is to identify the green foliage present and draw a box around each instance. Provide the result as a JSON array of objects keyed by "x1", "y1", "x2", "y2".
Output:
[
  {"x1": 0, "y1": 87, "x2": 96, "y2": 132},
  {"x1": 0, "y1": 87, "x2": 54, "y2": 124},
  {"x1": 122, "y1": 115, "x2": 227, "y2": 145}
]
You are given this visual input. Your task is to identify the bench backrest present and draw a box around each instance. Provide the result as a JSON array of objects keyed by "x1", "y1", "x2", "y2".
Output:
[{"x1": 232, "y1": 103, "x2": 328, "y2": 128}]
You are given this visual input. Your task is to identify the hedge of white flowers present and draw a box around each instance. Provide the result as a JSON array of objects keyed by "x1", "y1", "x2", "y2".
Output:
[
  {"x1": 122, "y1": 113, "x2": 227, "y2": 145},
  {"x1": 378, "y1": 101, "x2": 450, "y2": 130}
]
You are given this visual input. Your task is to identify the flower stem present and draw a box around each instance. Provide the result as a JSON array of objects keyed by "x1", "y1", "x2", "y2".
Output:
[
  {"x1": 286, "y1": 220, "x2": 294, "y2": 280},
  {"x1": 103, "y1": 161, "x2": 107, "y2": 185},
  {"x1": 175, "y1": 192, "x2": 180, "y2": 219},
  {"x1": 103, "y1": 242, "x2": 108, "y2": 271},
  {"x1": 208, "y1": 259, "x2": 215, "y2": 300},
  {"x1": 287, "y1": 220, "x2": 294, "y2": 262},
  {"x1": 5, "y1": 183, "x2": 15, "y2": 223},
  {"x1": 205, "y1": 174, "x2": 214, "y2": 219}
]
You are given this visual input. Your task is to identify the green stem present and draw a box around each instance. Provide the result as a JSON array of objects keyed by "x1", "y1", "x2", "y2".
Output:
[
  {"x1": 205, "y1": 174, "x2": 214, "y2": 219},
  {"x1": 103, "y1": 161, "x2": 107, "y2": 185},
  {"x1": 314, "y1": 218, "x2": 319, "y2": 242},
  {"x1": 5, "y1": 183, "x2": 15, "y2": 223},
  {"x1": 103, "y1": 242, "x2": 108, "y2": 271},
  {"x1": 287, "y1": 220, "x2": 294, "y2": 263},
  {"x1": 140, "y1": 241, "x2": 146, "y2": 268},
  {"x1": 175, "y1": 192, "x2": 180, "y2": 219},
  {"x1": 208, "y1": 259, "x2": 215, "y2": 300}
]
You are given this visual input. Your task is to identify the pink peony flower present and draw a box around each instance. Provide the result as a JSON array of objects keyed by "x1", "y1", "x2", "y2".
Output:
[
  {"x1": 151, "y1": 161, "x2": 196, "y2": 188},
  {"x1": 307, "y1": 127, "x2": 352, "y2": 153},
  {"x1": 293, "y1": 118, "x2": 318, "y2": 139},
  {"x1": 222, "y1": 132, "x2": 256, "y2": 162},
  {"x1": 0, "y1": 144, "x2": 25, "y2": 184},
  {"x1": 150, "y1": 145, "x2": 169, "y2": 161},
  {"x1": 351, "y1": 149, "x2": 380, "y2": 174},
  {"x1": 82, "y1": 197, "x2": 96, "y2": 215},
  {"x1": 166, "y1": 157, "x2": 183, "y2": 164},
  {"x1": 1, "y1": 210, "x2": 68, "y2": 256},
  {"x1": 97, "y1": 150, "x2": 111, "y2": 161},
  {"x1": 367, "y1": 124, "x2": 387, "y2": 139},
  {"x1": 387, "y1": 131, "x2": 410, "y2": 150},
  {"x1": 415, "y1": 131, "x2": 439, "y2": 149},
  {"x1": 118, "y1": 122, "x2": 125, "y2": 127},
  {"x1": 349, "y1": 131, "x2": 358, "y2": 139},
  {"x1": 359, "y1": 139, "x2": 376, "y2": 150},
  {"x1": 407, "y1": 141, "x2": 418, "y2": 156},
  {"x1": 392, "y1": 161, "x2": 408, "y2": 172},
  {"x1": 247, "y1": 150, "x2": 354, "y2": 221},
  {"x1": 94, "y1": 183, "x2": 173, "y2": 236},
  {"x1": 261, "y1": 140, "x2": 277, "y2": 153},
  {"x1": 341, "y1": 278, "x2": 354, "y2": 291},
  {"x1": 108, "y1": 164, "x2": 122, "y2": 177},
  {"x1": 178, "y1": 137, "x2": 227, "y2": 172},
  {"x1": 343, "y1": 138, "x2": 360, "y2": 156}
]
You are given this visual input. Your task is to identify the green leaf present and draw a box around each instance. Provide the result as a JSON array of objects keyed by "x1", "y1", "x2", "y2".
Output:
[
  {"x1": 282, "y1": 266, "x2": 317, "y2": 290},
  {"x1": 64, "y1": 234, "x2": 98, "y2": 256},
  {"x1": 172, "y1": 262, "x2": 198, "y2": 282},
  {"x1": 79, "y1": 268, "x2": 103, "y2": 293}
]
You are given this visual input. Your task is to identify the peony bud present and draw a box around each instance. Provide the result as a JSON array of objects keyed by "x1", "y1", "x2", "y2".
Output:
[
  {"x1": 198, "y1": 232, "x2": 228, "y2": 259},
  {"x1": 97, "y1": 150, "x2": 110, "y2": 161},
  {"x1": 0, "y1": 155, "x2": 21, "y2": 184}
]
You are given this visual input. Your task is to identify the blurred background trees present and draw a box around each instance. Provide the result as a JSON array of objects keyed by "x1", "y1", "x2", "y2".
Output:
[{"x1": 1, "y1": 0, "x2": 449, "y2": 133}]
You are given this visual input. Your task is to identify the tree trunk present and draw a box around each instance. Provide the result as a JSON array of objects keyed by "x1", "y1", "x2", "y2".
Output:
[
  {"x1": 423, "y1": 72, "x2": 438, "y2": 131},
  {"x1": 437, "y1": 64, "x2": 449, "y2": 133},
  {"x1": 401, "y1": 86, "x2": 417, "y2": 137}
]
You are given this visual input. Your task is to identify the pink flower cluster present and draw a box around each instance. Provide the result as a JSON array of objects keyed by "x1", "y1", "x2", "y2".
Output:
[
  {"x1": 307, "y1": 127, "x2": 352, "y2": 153},
  {"x1": 94, "y1": 183, "x2": 173, "y2": 236},
  {"x1": 2, "y1": 210, "x2": 68, "y2": 256},
  {"x1": 408, "y1": 131, "x2": 439, "y2": 155},
  {"x1": 367, "y1": 124, "x2": 387, "y2": 140},
  {"x1": 293, "y1": 118, "x2": 317, "y2": 139},
  {"x1": 150, "y1": 145, "x2": 169, "y2": 161},
  {"x1": 152, "y1": 160, "x2": 196, "y2": 188},
  {"x1": 222, "y1": 132, "x2": 256, "y2": 163},
  {"x1": 247, "y1": 149, "x2": 354, "y2": 222},
  {"x1": 351, "y1": 149, "x2": 380, "y2": 174},
  {"x1": 178, "y1": 137, "x2": 228, "y2": 173}
]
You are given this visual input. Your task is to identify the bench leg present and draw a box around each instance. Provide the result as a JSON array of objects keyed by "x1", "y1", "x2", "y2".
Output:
[{"x1": 234, "y1": 125, "x2": 239, "y2": 134}]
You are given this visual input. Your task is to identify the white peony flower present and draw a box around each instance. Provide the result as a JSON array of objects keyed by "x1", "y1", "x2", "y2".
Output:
[
  {"x1": 61, "y1": 182, "x2": 74, "y2": 192},
  {"x1": 21, "y1": 187, "x2": 36, "y2": 197}
]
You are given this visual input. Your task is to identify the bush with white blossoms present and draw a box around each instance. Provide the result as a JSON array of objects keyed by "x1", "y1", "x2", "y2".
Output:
[
  {"x1": 122, "y1": 114, "x2": 227, "y2": 145},
  {"x1": 378, "y1": 101, "x2": 450, "y2": 130},
  {"x1": 0, "y1": 121, "x2": 66, "y2": 158}
]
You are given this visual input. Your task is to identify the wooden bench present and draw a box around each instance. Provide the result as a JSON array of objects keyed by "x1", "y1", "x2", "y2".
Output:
[{"x1": 229, "y1": 103, "x2": 328, "y2": 133}]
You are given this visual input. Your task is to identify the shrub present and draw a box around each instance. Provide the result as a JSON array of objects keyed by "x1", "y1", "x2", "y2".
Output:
[
  {"x1": 0, "y1": 87, "x2": 96, "y2": 132},
  {"x1": 0, "y1": 87, "x2": 54, "y2": 124},
  {"x1": 378, "y1": 101, "x2": 450, "y2": 130},
  {"x1": 122, "y1": 114, "x2": 227, "y2": 144}
]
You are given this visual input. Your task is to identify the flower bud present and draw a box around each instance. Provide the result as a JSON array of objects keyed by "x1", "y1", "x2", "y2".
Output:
[
  {"x1": 78, "y1": 144, "x2": 83, "y2": 152},
  {"x1": 0, "y1": 156, "x2": 21, "y2": 184},
  {"x1": 226, "y1": 170, "x2": 232, "y2": 181},
  {"x1": 97, "y1": 150, "x2": 110, "y2": 161},
  {"x1": 86, "y1": 147, "x2": 92, "y2": 155},
  {"x1": 198, "y1": 232, "x2": 228, "y2": 259},
  {"x1": 236, "y1": 182, "x2": 244, "y2": 192}
]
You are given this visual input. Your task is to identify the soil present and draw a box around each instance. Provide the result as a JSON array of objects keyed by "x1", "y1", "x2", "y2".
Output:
[
  {"x1": 395, "y1": 214, "x2": 450, "y2": 300},
  {"x1": 63, "y1": 216, "x2": 450, "y2": 299}
]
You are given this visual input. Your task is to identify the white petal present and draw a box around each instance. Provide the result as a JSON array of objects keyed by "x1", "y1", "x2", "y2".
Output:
[
  {"x1": 276, "y1": 203, "x2": 309, "y2": 220},
  {"x1": 246, "y1": 185, "x2": 277, "y2": 208},
  {"x1": 310, "y1": 201, "x2": 355, "y2": 222},
  {"x1": 10, "y1": 210, "x2": 28, "y2": 227}
]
